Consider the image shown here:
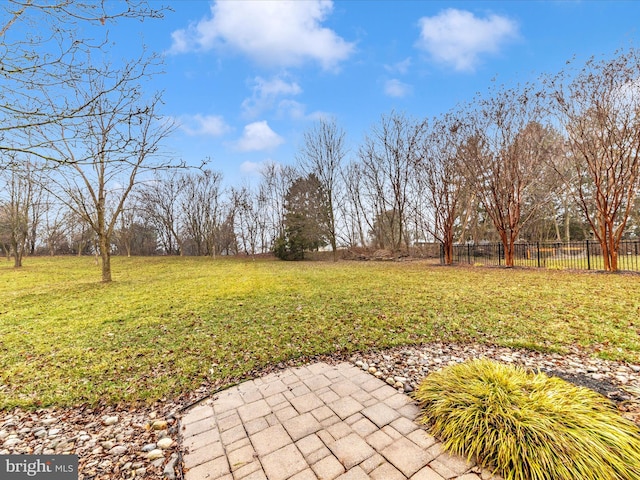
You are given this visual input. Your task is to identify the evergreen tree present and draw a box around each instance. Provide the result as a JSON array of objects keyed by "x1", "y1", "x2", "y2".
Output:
[{"x1": 273, "y1": 174, "x2": 329, "y2": 260}]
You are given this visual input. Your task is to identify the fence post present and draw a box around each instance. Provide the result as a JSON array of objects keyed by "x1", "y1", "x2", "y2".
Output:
[
  {"x1": 537, "y1": 241, "x2": 541, "y2": 268},
  {"x1": 440, "y1": 243, "x2": 444, "y2": 264},
  {"x1": 467, "y1": 244, "x2": 471, "y2": 264},
  {"x1": 498, "y1": 243, "x2": 502, "y2": 266},
  {"x1": 586, "y1": 240, "x2": 591, "y2": 270}
]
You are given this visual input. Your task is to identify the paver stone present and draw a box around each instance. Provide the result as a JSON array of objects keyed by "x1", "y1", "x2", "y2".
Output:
[
  {"x1": 311, "y1": 454, "x2": 346, "y2": 480},
  {"x1": 370, "y1": 462, "x2": 405, "y2": 480},
  {"x1": 328, "y1": 397, "x2": 363, "y2": 420},
  {"x1": 238, "y1": 399, "x2": 272, "y2": 423},
  {"x1": 295, "y1": 433, "x2": 324, "y2": 457},
  {"x1": 328, "y1": 433, "x2": 375, "y2": 469},
  {"x1": 290, "y1": 392, "x2": 324, "y2": 414},
  {"x1": 250, "y1": 424, "x2": 291, "y2": 456},
  {"x1": 289, "y1": 469, "x2": 318, "y2": 480},
  {"x1": 335, "y1": 466, "x2": 370, "y2": 480},
  {"x1": 411, "y1": 466, "x2": 446, "y2": 480},
  {"x1": 381, "y1": 436, "x2": 432, "y2": 477},
  {"x1": 260, "y1": 444, "x2": 307, "y2": 480},
  {"x1": 184, "y1": 456, "x2": 230, "y2": 480},
  {"x1": 361, "y1": 403, "x2": 401, "y2": 428},
  {"x1": 283, "y1": 412, "x2": 322, "y2": 441}
]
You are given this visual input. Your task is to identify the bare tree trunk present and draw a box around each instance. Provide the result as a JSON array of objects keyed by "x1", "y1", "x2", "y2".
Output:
[
  {"x1": 100, "y1": 235, "x2": 112, "y2": 283},
  {"x1": 443, "y1": 227, "x2": 454, "y2": 265},
  {"x1": 12, "y1": 242, "x2": 22, "y2": 268}
]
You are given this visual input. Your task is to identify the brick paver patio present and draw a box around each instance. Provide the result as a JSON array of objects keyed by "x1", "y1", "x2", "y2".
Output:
[{"x1": 179, "y1": 362, "x2": 502, "y2": 480}]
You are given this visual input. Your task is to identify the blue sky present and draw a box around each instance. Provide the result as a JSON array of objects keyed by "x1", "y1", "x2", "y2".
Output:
[{"x1": 108, "y1": 1, "x2": 640, "y2": 186}]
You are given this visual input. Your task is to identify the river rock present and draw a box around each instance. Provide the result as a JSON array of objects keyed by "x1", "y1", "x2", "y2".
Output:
[
  {"x1": 3, "y1": 438, "x2": 20, "y2": 447},
  {"x1": 146, "y1": 448, "x2": 164, "y2": 460},
  {"x1": 157, "y1": 437, "x2": 173, "y2": 449},
  {"x1": 103, "y1": 416, "x2": 119, "y2": 426},
  {"x1": 109, "y1": 445, "x2": 127, "y2": 455},
  {"x1": 164, "y1": 453, "x2": 179, "y2": 480},
  {"x1": 101, "y1": 440, "x2": 115, "y2": 450},
  {"x1": 151, "y1": 420, "x2": 168, "y2": 431}
]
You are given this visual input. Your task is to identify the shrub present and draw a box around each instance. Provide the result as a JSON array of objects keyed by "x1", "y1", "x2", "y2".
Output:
[
  {"x1": 413, "y1": 359, "x2": 640, "y2": 480},
  {"x1": 272, "y1": 234, "x2": 304, "y2": 261}
]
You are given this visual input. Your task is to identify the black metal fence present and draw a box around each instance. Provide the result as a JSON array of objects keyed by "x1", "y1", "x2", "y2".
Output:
[{"x1": 443, "y1": 240, "x2": 640, "y2": 272}]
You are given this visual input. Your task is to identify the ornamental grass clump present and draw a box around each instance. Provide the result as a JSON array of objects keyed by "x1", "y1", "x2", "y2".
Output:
[{"x1": 414, "y1": 359, "x2": 640, "y2": 480}]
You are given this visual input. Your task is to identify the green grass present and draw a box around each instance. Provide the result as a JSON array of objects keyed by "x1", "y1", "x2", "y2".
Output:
[
  {"x1": 414, "y1": 359, "x2": 640, "y2": 480},
  {"x1": 1, "y1": 256, "x2": 639, "y2": 409}
]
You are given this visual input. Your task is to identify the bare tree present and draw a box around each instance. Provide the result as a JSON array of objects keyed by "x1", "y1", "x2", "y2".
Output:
[
  {"x1": 113, "y1": 200, "x2": 159, "y2": 257},
  {"x1": 0, "y1": 157, "x2": 43, "y2": 266},
  {"x1": 546, "y1": 48, "x2": 640, "y2": 270},
  {"x1": 114, "y1": 197, "x2": 139, "y2": 258},
  {"x1": 517, "y1": 131, "x2": 567, "y2": 243},
  {"x1": 41, "y1": 197, "x2": 69, "y2": 255},
  {"x1": 419, "y1": 112, "x2": 467, "y2": 264},
  {"x1": 180, "y1": 170, "x2": 224, "y2": 256},
  {"x1": 461, "y1": 86, "x2": 550, "y2": 267},
  {"x1": 231, "y1": 184, "x2": 268, "y2": 257},
  {"x1": 297, "y1": 118, "x2": 347, "y2": 260},
  {"x1": 0, "y1": 1, "x2": 165, "y2": 163},
  {"x1": 37, "y1": 57, "x2": 175, "y2": 282},
  {"x1": 138, "y1": 171, "x2": 185, "y2": 255},
  {"x1": 258, "y1": 162, "x2": 297, "y2": 250},
  {"x1": 64, "y1": 209, "x2": 94, "y2": 256},
  {"x1": 340, "y1": 161, "x2": 368, "y2": 248},
  {"x1": 359, "y1": 111, "x2": 428, "y2": 251}
]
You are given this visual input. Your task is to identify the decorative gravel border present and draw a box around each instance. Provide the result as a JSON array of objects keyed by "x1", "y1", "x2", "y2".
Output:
[
  {"x1": 348, "y1": 342, "x2": 640, "y2": 423},
  {"x1": 1, "y1": 342, "x2": 638, "y2": 479}
]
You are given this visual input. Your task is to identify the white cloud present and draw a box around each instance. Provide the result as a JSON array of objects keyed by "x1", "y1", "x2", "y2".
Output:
[
  {"x1": 240, "y1": 160, "x2": 266, "y2": 175},
  {"x1": 417, "y1": 9, "x2": 518, "y2": 72},
  {"x1": 384, "y1": 79, "x2": 412, "y2": 98},
  {"x1": 235, "y1": 121, "x2": 284, "y2": 152},
  {"x1": 384, "y1": 57, "x2": 412, "y2": 75},
  {"x1": 169, "y1": 0, "x2": 355, "y2": 70},
  {"x1": 178, "y1": 114, "x2": 230, "y2": 137},
  {"x1": 242, "y1": 75, "x2": 302, "y2": 118},
  {"x1": 275, "y1": 99, "x2": 327, "y2": 121},
  {"x1": 277, "y1": 99, "x2": 307, "y2": 120}
]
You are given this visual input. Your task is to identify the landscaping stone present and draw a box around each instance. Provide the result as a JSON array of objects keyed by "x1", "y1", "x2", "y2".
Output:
[
  {"x1": 0, "y1": 342, "x2": 636, "y2": 480},
  {"x1": 102, "y1": 416, "x2": 118, "y2": 426},
  {"x1": 157, "y1": 437, "x2": 173, "y2": 449},
  {"x1": 108, "y1": 445, "x2": 127, "y2": 455},
  {"x1": 147, "y1": 448, "x2": 164, "y2": 460}
]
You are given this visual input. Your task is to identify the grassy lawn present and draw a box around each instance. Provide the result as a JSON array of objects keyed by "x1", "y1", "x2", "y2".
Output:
[{"x1": 1, "y1": 256, "x2": 639, "y2": 409}]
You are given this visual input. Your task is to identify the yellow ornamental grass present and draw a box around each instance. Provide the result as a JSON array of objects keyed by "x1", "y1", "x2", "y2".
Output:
[{"x1": 414, "y1": 359, "x2": 640, "y2": 480}]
